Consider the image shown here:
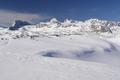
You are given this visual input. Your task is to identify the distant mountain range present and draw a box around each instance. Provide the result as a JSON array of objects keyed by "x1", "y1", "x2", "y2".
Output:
[{"x1": 0, "y1": 18, "x2": 120, "y2": 39}]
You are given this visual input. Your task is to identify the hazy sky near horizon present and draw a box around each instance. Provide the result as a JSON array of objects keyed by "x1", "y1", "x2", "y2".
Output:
[{"x1": 0, "y1": 0, "x2": 120, "y2": 25}]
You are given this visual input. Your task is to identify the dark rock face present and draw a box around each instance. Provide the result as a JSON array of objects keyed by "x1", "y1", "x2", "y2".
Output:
[{"x1": 9, "y1": 20, "x2": 31, "y2": 30}]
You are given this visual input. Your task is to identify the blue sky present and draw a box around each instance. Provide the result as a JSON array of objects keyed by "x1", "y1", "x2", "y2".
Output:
[{"x1": 0, "y1": 0, "x2": 120, "y2": 25}]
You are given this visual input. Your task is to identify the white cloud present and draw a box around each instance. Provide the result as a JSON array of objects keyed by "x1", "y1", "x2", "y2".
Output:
[{"x1": 0, "y1": 10, "x2": 47, "y2": 25}]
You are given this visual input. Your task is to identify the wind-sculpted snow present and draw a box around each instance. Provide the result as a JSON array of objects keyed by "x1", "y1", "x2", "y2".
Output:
[
  {"x1": 34, "y1": 36, "x2": 120, "y2": 66},
  {"x1": 0, "y1": 36, "x2": 120, "y2": 80},
  {"x1": 0, "y1": 36, "x2": 120, "y2": 65}
]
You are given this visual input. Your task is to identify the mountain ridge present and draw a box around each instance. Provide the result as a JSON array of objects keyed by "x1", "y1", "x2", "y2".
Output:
[{"x1": 0, "y1": 18, "x2": 120, "y2": 39}]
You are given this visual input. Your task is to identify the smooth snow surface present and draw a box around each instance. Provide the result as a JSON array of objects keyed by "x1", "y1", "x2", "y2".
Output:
[{"x1": 0, "y1": 19, "x2": 120, "y2": 80}]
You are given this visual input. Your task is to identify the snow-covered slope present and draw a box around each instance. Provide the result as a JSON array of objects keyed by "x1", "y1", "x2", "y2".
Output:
[
  {"x1": 0, "y1": 18, "x2": 120, "y2": 80},
  {"x1": 0, "y1": 36, "x2": 120, "y2": 80}
]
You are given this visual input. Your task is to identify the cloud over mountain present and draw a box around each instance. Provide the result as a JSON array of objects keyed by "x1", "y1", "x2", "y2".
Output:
[{"x1": 0, "y1": 10, "x2": 47, "y2": 25}]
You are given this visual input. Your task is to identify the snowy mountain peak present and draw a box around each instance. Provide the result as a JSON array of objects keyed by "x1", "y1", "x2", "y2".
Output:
[
  {"x1": 50, "y1": 18, "x2": 59, "y2": 23},
  {"x1": 9, "y1": 20, "x2": 31, "y2": 30}
]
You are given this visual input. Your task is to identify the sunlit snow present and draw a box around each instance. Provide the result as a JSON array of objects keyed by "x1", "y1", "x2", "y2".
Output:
[{"x1": 0, "y1": 18, "x2": 120, "y2": 80}]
